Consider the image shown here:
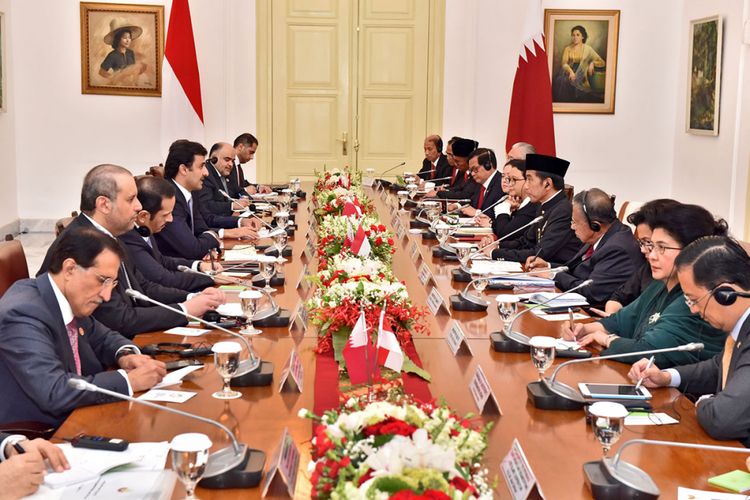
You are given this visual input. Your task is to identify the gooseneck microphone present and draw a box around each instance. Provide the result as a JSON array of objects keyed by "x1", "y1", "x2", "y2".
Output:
[
  {"x1": 67, "y1": 378, "x2": 247, "y2": 477},
  {"x1": 378, "y1": 161, "x2": 406, "y2": 177},
  {"x1": 468, "y1": 215, "x2": 544, "y2": 260}
]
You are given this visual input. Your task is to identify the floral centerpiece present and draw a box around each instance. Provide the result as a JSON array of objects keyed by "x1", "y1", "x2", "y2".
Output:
[
  {"x1": 316, "y1": 215, "x2": 396, "y2": 268},
  {"x1": 299, "y1": 390, "x2": 494, "y2": 500}
]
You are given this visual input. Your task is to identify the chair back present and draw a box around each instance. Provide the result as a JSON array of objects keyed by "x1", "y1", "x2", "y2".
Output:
[
  {"x1": 55, "y1": 211, "x2": 78, "y2": 237},
  {"x1": 0, "y1": 239, "x2": 29, "y2": 298},
  {"x1": 618, "y1": 201, "x2": 644, "y2": 235},
  {"x1": 563, "y1": 184, "x2": 574, "y2": 201}
]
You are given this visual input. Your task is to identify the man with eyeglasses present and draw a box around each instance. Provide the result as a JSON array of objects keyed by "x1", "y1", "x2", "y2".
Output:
[
  {"x1": 459, "y1": 148, "x2": 505, "y2": 220},
  {"x1": 628, "y1": 236, "x2": 750, "y2": 445},
  {"x1": 0, "y1": 227, "x2": 166, "y2": 428}
]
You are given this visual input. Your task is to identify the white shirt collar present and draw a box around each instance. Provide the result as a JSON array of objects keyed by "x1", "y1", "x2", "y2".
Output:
[
  {"x1": 730, "y1": 306, "x2": 750, "y2": 341},
  {"x1": 482, "y1": 170, "x2": 498, "y2": 190},
  {"x1": 591, "y1": 234, "x2": 604, "y2": 251},
  {"x1": 519, "y1": 197, "x2": 531, "y2": 209},
  {"x1": 82, "y1": 213, "x2": 115, "y2": 239},
  {"x1": 48, "y1": 274, "x2": 75, "y2": 326},
  {"x1": 174, "y1": 180, "x2": 192, "y2": 203}
]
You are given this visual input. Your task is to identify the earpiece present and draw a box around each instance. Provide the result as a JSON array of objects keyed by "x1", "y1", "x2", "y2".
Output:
[
  {"x1": 208, "y1": 156, "x2": 218, "y2": 165},
  {"x1": 135, "y1": 225, "x2": 151, "y2": 237},
  {"x1": 712, "y1": 286, "x2": 750, "y2": 306}
]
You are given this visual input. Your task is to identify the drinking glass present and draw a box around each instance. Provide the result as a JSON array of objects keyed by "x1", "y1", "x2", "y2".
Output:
[
  {"x1": 496, "y1": 295, "x2": 520, "y2": 335},
  {"x1": 170, "y1": 433, "x2": 212, "y2": 500},
  {"x1": 451, "y1": 243, "x2": 476, "y2": 272},
  {"x1": 434, "y1": 223, "x2": 451, "y2": 245},
  {"x1": 274, "y1": 210, "x2": 289, "y2": 229},
  {"x1": 472, "y1": 272, "x2": 490, "y2": 294},
  {"x1": 258, "y1": 256, "x2": 278, "y2": 294},
  {"x1": 588, "y1": 402, "x2": 628, "y2": 457},
  {"x1": 211, "y1": 342, "x2": 242, "y2": 400},
  {"x1": 239, "y1": 290, "x2": 263, "y2": 335},
  {"x1": 529, "y1": 336, "x2": 557, "y2": 380},
  {"x1": 273, "y1": 230, "x2": 288, "y2": 256},
  {"x1": 406, "y1": 183, "x2": 418, "y2": 199},
  {"x1": 397, "y1": 190, "x2": 409, "y2": 212}
]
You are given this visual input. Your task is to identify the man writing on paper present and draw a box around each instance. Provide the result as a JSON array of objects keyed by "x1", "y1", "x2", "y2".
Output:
[
  {"x1": 629, "y1": 236, "x2": 750, "y2": 445},
  {"x1": 0, "y1": 432, "x2": 69, "y2": 498},
  {"x1": 0, "y1": 228, "x2": 166, "y2": 427}
]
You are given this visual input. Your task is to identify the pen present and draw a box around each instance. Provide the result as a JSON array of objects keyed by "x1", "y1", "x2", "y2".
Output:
[
  {"x1": 568, "y1": 307, "x2": 575, "y2": 331},
  {"x1": 635, "y1": 355, "x2": 655, "y2": 391},
  {"x1": 209, "y1": 250, "x2": 217, "y2": 273},
  {"x1": 12, "y1": 442, "x2": 25, "y2": 455}
]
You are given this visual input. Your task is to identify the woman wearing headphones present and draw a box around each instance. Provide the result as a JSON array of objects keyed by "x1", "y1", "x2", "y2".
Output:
[
  {"x1": 562, "y1": 204, "x2": 727, "y2": 367},
  {"x1": 628, "y1": 236, "x2": 750, "y2": 445}
]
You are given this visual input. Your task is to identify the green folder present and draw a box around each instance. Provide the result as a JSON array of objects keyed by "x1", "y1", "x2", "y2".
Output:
[{"x1": 708, "y1": 469, "x2": 750, "y2": 493}]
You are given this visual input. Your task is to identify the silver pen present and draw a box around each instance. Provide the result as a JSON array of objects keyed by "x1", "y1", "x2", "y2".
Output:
[{"x1": 635, "y1": 355, "x2": 656, "y2": 391}]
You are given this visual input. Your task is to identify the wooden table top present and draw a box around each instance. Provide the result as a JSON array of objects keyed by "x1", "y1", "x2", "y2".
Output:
[{"x1": 55, "y1": 185, "x2": 747, "y2": 499}]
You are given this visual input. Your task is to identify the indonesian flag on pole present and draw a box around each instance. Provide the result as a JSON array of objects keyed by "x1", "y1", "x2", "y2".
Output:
[
  {"x1": 505, "y1": 0, "x2": 556, "y2": 156},
  {"x1": 160, "y1": 0, "x2": 204, "y2": 153},
  {"x1": 342, "y1": 309, "x2": 378, "y2": 385},
  {"x1": 376, "y1": 304, "x2": 404, "y2": 373},
  {"x1": 350, "y1": 223, "x2": 371, "y2": 258}
]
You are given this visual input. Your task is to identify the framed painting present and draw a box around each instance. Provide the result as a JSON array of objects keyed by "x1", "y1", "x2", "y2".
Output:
[
  {"x1": 686, "y1": 15, "x2": 722, "y2": 135},
  {"x1": 544, "y1": 9, "x2": 620, "y2": 114},
  {"x1": 80, "y1": 2, "x2": 164, "y2": 97}
]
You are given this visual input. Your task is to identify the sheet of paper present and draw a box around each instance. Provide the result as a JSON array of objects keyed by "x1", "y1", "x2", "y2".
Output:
[
  {"x1": 555, "y1": 339, "x2": 582, "y2": 350},
  {"x1": 138, "y1": 389, "x2": 197, "y2": 403},
  {"x1": 32, "y1": 470, "x2": 175, "y2": 500},
  {"x1": 678, "y1": 486, "x2": 748, "y2": 499},
  {"x1": 223, "y1": 249, "x2": 258, "y2": 262},
  {"x1": 163, "y1": 327, "x2": 210, "y2": 337},
  {"x1": 625, "y1": 412, "x2": 679, "y2": 426},
  {"x1": 153, "y1": 364, "x2": 204, "y2": 389},
  {"x1": 222, "y1": 271, "x2": 252, "y2": 277},
  {"x1": 43, "y1": 445, "x2": 137, "y2": 488},
  {"x1": 530, "y1": 309, "x2": 588, "y2": 321},
  {"x1": 470, "y1": 260, "x2": 523, "y2": 275},
  {"x1": 216, "y1": 302, "x2": 244, "y2": 317}
]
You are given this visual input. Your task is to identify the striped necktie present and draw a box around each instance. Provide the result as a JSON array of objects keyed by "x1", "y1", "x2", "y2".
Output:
[{"x1": 66, "y1": 319, "x2": 81, "y2": 375}]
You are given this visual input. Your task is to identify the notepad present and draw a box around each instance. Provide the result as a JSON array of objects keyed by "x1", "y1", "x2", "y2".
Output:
[{"x1": 708, "y1": 470, "x2": 750, "y2": 493}]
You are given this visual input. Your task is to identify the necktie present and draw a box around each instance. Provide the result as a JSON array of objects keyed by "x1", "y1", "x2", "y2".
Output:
[
  {"x1": 464, "y1": 171, "x2": 469, "y2": 182},
  {"x1": 187, "y1": 198, "x2": 195, "y2": 231},
  {"x1": 450, "y1": 167, "x2": 458, "y2": 186},
  {"x1": 721, "y1": 335, "x2": 736, "y2": 390},
  {"x1": 66, "y1": 319, "x2": 82, "y2": 375},
  {"x1": 477, "y1": 186, "x2": 486, "y2": 209},
  {"x1": 583, "y1": 245, "x2": 594, "y2": 260},
  {"x1": 220, "y1": 175, "x2": 229, "y2": 194},
  {"x1": 431, "y1": 161, "x2": 436, "y2": 179}
]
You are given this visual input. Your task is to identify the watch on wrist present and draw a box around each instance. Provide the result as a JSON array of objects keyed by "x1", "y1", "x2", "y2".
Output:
[{"x1": 116, "y1": 347, "x2": 138, "y2": 361}]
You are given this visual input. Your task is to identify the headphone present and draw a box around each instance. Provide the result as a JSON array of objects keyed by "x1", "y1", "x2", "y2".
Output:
[
  {"x1": 480, "y1": 149, "x2": 497, "y2": 171},
  {"x1": 208, "y1": 156, "x2": 218, "y2": 165},
  {"x1": 712, "y1": 286, "x2": 750, "y2": 306},
  {"x1": 135, "y1": 225, "x2": 151, "y2": 237},
  {"x1": 581, "y1": 190, "x2": 617, "y2": 232}
]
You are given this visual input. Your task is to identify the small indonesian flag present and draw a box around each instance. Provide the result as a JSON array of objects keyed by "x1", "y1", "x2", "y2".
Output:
[
  {"x1": 350, "y1": 223, "x2": 371, "y2": 258},
  {"x1": 343, "y1": 309, "x2": 378, "y2": 384},
  {"x1": 376, "y1": 305, "x2": 404, "y2": 373},
  {"x1": 342, "y1": 199, "x2": 362, "y2": 217}
]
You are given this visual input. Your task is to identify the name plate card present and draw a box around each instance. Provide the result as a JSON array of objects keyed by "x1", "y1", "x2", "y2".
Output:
[
  {"x1": 501, "y1": 439, "x2": 545, "y2": 500},
  {"x1": 390, "y1": 212, "x2": 400, "y2": 228},
  {"x1": 261, "y1": 427, "x2": 300, "y2": 498},
  {"x1": 409, "y1": 241, "x2": 422, "y2": 263},
  {"x1": 417, "y1": 262, "x2": 434, "y2": 287},
  {"x1": 445, "y1": 321, "x2": 473, "y2": 356},
  {"x1": 426, "y1": 286, "x2": 451, "y2": 317},
  {"x1": 278, "y1": 349, "x2": 304, "y2": 393},
  {"x1": 295, "y1": 263, "x2": 312, "y2": 297},
  {"x1": 469, "y1": 364, "x2": 501, "y2": 415},
  {"x1": 396, "y1": 223, "x2": 407, "y2": 242},
  {"x1": 303, "y1": 240, "x2": 316, "y2": 262},
  {"x1": 288, "y1": 301, "x2": 309, "y2": 334}
]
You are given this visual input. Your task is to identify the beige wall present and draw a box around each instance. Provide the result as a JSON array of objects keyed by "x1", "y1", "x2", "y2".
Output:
[{"x1": 0, "y1": 0, "x2": 17, "y2": 231}]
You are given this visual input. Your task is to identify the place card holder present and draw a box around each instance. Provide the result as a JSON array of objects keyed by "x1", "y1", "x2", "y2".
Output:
[
  {"x1": 302, "y1": 240, "x2": 316, "y2": 263},
  {"x1": 278, "y1": 349, "x2": 304, "y2": 393},
  {"x1": 501, "y1": 438, "x2": 545, "y2": 500},
  {"x1": 445, "y1": 321, "x2": 473, "y2": 357},
  {"x1": 390, "y1": 212, "x2": 400, "y2": 228},
  {"x1": 426, "y1": 286, "x2": 451, "y2": 317},
  {"x1": 396, "y1": 223, "x2": 407, "y2": 242},
  {"x1": 261, "y1": 427, "x2": 300, "y2": 498},
  {"x1": 409, "y1": 240, "x2": 422, "y2": 263},
  {"x1": 469, "y1": 364, "x2": 501, "y2": 415},
  {"x1": 417, "y1": 261, "x2": 434, "y2": 287},
  {"x1": 288, "y1": 301, "x2": 308, "y2": 335}
]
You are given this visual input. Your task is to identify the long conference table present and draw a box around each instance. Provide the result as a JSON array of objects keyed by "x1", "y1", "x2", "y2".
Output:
[{"x1": 55, "y1": 183, "x2": 747, "y2": 499}]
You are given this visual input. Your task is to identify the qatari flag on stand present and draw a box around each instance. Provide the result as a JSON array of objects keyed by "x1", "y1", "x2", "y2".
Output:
[
  {"x1": 505, "y1": 0, "x2": 556, "y2": 156},
  {"x1": 376, "y1": 305, "x2": 404, "y2": 373},
  {"x1": 160, "y1": 0, "x2": 204, "y2": 153},
  {"x1": 343, "y1": 309, "x2": 379, "y2": 385}
]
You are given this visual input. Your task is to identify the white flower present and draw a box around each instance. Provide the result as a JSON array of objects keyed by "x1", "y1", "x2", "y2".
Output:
[{"x1": 297, "y1": 408, "x2": 309, "y2": 418}]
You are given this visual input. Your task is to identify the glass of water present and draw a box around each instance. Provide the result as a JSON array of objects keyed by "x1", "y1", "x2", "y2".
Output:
[
  {"x1": 588, "y1": 402, "x2": 628, "y2": 457},
  {"x1": 171, "y1": 433, "x2": 212, "y2": 500},
  {"x1": 496, "y1": 295, "x2": 520, "y2": 335},
  {"x1": 529, "y1": 336, "x2": 557, "y2": 380},
  {"x1": 397, "y1": 190, "x2": 409, "y2": 212},
  {"x1": 239, "y1": 290, "x2": 263, "y2": 335},
  {"x1": 211, "y1": 341, "x2": 242, "y2": 400}
]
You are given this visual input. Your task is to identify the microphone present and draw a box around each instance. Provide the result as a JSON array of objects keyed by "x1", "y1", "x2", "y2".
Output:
[
  {"x1": 378, "y1": 161, "x2": 406, "y2": 178},
  {"x1": 67, "y1": 378, "x2": 264, "y2": 488},
  {"x1": 468, "y1": 215, "x2": 544, "y2": 260},
  {"x1": 124, "y1": 289, "x2": 272, "y2": 385},
  {"x1": 527, "y1": 342, "x2": 704, "y2": 410},
  {"x1": 475, "y1": 194, "x2": 508, "y2": 217},
  {"x1": 585, "y1": 438, "x2": 750, "y2": 499}
]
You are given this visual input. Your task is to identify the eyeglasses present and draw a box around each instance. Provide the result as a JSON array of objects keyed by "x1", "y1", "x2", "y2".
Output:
[
  {"x1": 502, "y1": 176, "x2": 525, "y2": 184},
  {"x1": 78, "y1": 265, "x2": 118, "y2": 289},
  {"x1": 684, "y1": 286, "x2": 718, "y2": 308},
  {"x1": 639, "y1": 240, "x2": 682, "y2": 255}
]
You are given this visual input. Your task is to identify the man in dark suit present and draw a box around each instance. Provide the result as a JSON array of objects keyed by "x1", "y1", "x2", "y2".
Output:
[
  {"x1": 417, "y1": 135, "x2": 451, "y2": 184},
  {"x1": 121, "y1": 176, "x2": 217, "y2": 293},
  {"x1": 527, "y1": 188, "x2": 644, "y2": 306},
  {"x1": 629, "y1": 236, "x2": 750, "y2": 446},
  {"x1": 0, "y1": 431, "x2": 69, "y2": 496},
  {"x1": 491, "y1": 154, "x2": 582, "y2": 263},
  {"x1": 155, "y1": 140, "x2": 257, "y2": 260},
  {"x1": 459, "y1": 148, "x2": 505, "y2": 222},
  {"x1": 2, "y1": 228, "x2": 166, "y2": 428},
  {"x1": 38, "y1": 164, "x2": 224, "y2": 338},
  {"x1": 231, "y1": 133, "x2": 271, "y2": 195},
  {"x1": 434, "y1": 137, "x2": 480, "y2": 201}
]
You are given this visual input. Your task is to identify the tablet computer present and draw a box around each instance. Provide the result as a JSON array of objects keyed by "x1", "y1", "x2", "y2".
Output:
[{"x1": 578, "y1": 383, "x2": 652, "y2": 400}]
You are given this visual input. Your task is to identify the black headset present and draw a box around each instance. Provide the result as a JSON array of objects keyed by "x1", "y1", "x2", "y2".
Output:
[
  {"x1": 581, "y1": 190, "x2": 617, "y2": 232},
  {"x1": 135, "y1": 225, "x2": 151, "y2": 237},
  {"x1": 208, "y1": 156, "x2": 218, "y2": 165},
  {"x1": 713, "y1": 286, "x2": 750, "y2": 306},
  {"x1": 480, "y1": 149, "x2": 496, "y2": 171}
]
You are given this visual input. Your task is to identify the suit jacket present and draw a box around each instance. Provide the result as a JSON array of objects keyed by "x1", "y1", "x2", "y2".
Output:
[
  {"x1": 120, "y1": 229, "x2": 214, "y2": 293},
  {"x1": 437, "y1": 170, "x2": 480, "y2": 201},
  {"x1": 417, "y1": 155, "x2": 451, "y2": 185},
  {"x1": 492, "y1": 190, "x2": 582, "y2": 264},
  {"x1": 676, "y1": 313, "x2": 750, "y2": 446},
  {"x1": 470, "y1": 171, "x2": 505, "y2": 221},
  {"x1": 554, "y1": 220, "x2": 644, "y2": 306},
  {"x1": 155, "y1": 180, "x2": 221, "y2": 260},
  {"x1": 197, "y1": 166, "x2": 242, "y2": 229},
  {"x1": 38, "y1": 215, "x2": 189, "y2": 338},
  {"x1": 492, "y1": 199, "x2": 540, "y2": 242},
  {"x1": 0, "y1": 276, "x2": 132, "y2": 427},
  {"x1": 230, "y1": 161, "x2": 252, "y2": 191}
]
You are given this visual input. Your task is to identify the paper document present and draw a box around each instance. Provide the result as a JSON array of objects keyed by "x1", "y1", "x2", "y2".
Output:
[
  {"x1": 32, "y1": 470, "x2": 175, "y2": 500},
  {"x1": 153, "y1": 364, "x2": 203, "y2": 389},
  {"x1": 216, "y1": 302, "x2": 244, "y2": 317},
  {"x1": 139, "y1": 389, "x2": 197, "y2": 403},
  {"x1": 43, "y1": 445, "x2": 136, "y2": 488},
  {"x1": 530, "y1": 309, "x2": 588, "y2": 322},
  {"x1": 470, "y1": 260, "x2": 523, "y2": 275},
  {"x1": 163, "y1": 327, "x2": 210, "y2": 337},
  {"x1": 527, "y1": 292, "x2": 588, "y2": 307},
  {"x1": 625, "y1": 411, "x2": 679, "y2": 426},
  {"x1": 678, "y1": 486, "x2": 749, "y2": 499}
]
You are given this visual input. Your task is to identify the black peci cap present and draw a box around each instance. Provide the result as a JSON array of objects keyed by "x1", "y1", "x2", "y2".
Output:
[
  {"x1": 526, "y1": 153, "x2": 570, "y2": 178},
  {"x1": 451, "y1": 138, "x2": 478, "y2": 158}
]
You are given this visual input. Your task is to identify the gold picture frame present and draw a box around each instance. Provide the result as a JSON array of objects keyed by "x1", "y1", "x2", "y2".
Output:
[
  {"x1": 80, "y1": 2, "x2": 164, "y2": 97},
  {"x1": 544, "y1": 9, "x2": 620, "y2": 114},
  {"x1": 686, "y1": 15, "x2": 722, "y2": 136}
]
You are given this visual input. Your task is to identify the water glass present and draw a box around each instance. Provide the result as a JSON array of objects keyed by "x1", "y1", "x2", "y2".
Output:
[
  {"x1": 588, "y1": 402, "x2": 628, "y2": 457},
  {"x1": 529, "y1": 336, "x2": 557, "y2": 380},
  {"x1": 171, "y1": 433, "x2": 212, "y2": 499}
]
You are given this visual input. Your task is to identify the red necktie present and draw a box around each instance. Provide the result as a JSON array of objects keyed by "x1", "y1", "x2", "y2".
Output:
[
  {"x1": 430, "y1": 162, "x2": 436, "y2": 179},
  {"x1": 464, "y1": 171, "x2": 469, "y2": 182},
  {"x1": 450, "y1": 167, "x2": 458, "y2": 186},
  {"x1": 66, "y1": 319, "x2": 82, "y2": 375},
  {"x1": 583, "y1": 246, "x2": 594, "y2": 260},
  {"x1": 477, "y1": 186, "x2": 486, "y2": 208}
]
